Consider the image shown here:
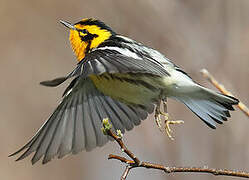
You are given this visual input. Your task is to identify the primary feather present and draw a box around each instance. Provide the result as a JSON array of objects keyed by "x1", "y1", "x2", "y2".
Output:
[{"x1": 10, "y1": 78, "x2": 150, "y2": 164}]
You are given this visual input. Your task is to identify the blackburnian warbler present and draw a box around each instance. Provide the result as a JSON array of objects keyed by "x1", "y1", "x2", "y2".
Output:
[{"x1": 10, "y1": 18, "x2": 239, "y2": 164}]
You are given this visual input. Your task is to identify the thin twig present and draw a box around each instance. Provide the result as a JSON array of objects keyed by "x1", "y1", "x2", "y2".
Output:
[
  {"x1": 102, "y1": 119, "x2": 249, "y2": 179},
  {"x1": 110, "y1": 155, "x2": 249, "y2": 178},
  {"x1": 106, "y1": 129, "x2": 140, "y2": 165},
  {"x1": 121, "y1": 166, "x2": 132, "y2": 180},
  {"x1": 201, "y1": 68, "x2": 249, "y2": 117}
]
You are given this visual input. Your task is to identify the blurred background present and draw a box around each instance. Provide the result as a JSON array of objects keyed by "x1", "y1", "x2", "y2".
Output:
[{"x1": 1, "y1": 0, "x2": 249, "y2": 179}]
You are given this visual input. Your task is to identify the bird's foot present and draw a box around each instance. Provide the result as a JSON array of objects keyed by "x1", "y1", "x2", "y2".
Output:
[
  {"x1": 164, "y1": 116, "x2": 184, "y2": 140},
  {"x1": 155, "y1": 98, "x2": 184, "y2": 139},
  {"x1": 156, "y1": 111, "x2": 184, "y2": 140},
  {"x1": 162, "y1": 99, "x2": 184, "y2": 140}
]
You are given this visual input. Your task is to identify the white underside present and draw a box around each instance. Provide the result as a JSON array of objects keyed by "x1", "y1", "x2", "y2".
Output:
[{"x1": 160, "y1": 69, "x2": 198, "y2": 97}]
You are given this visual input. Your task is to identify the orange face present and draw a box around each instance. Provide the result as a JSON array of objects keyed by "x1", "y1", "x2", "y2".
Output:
[{"x1": 68, "y1": 19, "x2": 113, "y2": 61}]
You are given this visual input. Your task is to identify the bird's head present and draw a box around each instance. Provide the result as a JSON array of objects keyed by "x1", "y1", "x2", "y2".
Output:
[{"x1": 60, "y1": 18, "x2": 116, "y2": 61}]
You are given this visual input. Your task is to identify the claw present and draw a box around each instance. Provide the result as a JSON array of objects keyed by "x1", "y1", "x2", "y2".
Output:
[
  {"x1": 165, "y1": 119, "x2": 184, "y2": 140},
  {"x1": 155, "y1": 98, "x2": 184, "y2": 138}
]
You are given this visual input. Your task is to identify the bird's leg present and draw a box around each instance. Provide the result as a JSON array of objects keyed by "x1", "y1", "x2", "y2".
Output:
[
  {"x1": 162, "y1": 98, "x2": 168, "y2": 114},
  {"x1": 162, "y1": 99, "x2": 184, "y2": 140},
  {"x1": 154, "y1": 100, "x2": 163, "y2": 131}
]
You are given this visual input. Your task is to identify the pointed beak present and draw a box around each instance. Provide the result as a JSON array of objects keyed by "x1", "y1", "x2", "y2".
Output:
[{"x1": 60, "y1": 20, "x2": 76, "y2": 30}]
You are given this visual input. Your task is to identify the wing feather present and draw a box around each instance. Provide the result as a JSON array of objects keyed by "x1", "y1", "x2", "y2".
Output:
[
  {"x1": 10, "y1": 77, "x2": 151, "y2": 164},
  {"x1": 79, "y1": 48, "x2": 169, "y2": 78},
  {"x1": 87, "y1": 91, "x2": 107, "y2": 148},
  {"x1": 82, "y1": 93, "x2": 97, "y2": 151},
  {"x1": 32, "y1": 106, "x2": 66, "y2": 164},
  {"x1": 40, "y1": 45, "x2": 169, "y2": 89},
  {"x1": 72, "y1": 103, "x2": 85, "y2": 154},
  {"x1": 58, "y1": 105, "x2": 75, "y2": 158},
  {"x1": 103, "y1": 98, "x2": 134, "y2": 131},
  {"x1": 114, "y1": 101, "x2": 141, "y2": 126}
]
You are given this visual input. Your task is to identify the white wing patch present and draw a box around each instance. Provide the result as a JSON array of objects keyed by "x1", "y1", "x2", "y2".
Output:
[
  {"x1": 117, "y1": 35, "x2": 174, "y2": 66},
  {"x1": 95, "y1": 46, "x2": 142, "y2": 60},
  {"x1": 116, "y1": 35, "x2": 135, "y2": 43}
]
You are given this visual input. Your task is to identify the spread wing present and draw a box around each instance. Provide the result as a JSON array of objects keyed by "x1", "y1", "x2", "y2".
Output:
[
  {"x1": 80, "y1": 47, "x2": 170, "y2": 77},
  {"x1": 9, "y1": 78, "x2": 153, "y2": 164},
  {"x1": 40, "y1": 46, "x2": 169, "y2": 87}
]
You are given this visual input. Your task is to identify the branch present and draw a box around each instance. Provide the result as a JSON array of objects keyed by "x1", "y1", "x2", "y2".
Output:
[
  {"x1": 200, "y1": 69, "x2": 249, "y2": 117},
  {"x1": 102, "y1": 119, "x2": 249, "y2": 180}
]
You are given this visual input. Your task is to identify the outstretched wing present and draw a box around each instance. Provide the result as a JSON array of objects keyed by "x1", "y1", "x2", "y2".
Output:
[
  {"x1": 39, "y1": 63, "x2": 82, "y2": 87},
  {"x1": 80, "y1": 47, "x2": 170, "y2": 77},
  {"x1": 40, "y1": 43, "x2": 170, "y2": 87},
  {"x1": 9, "y1": 78, "x2": 153, "y2": 164}
]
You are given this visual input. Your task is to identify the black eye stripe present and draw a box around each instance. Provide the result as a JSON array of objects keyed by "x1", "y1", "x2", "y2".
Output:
[
  {"x1": 81, "y1": 29, "x2": 88, "y2": 34},
  {"x1": 79, "y1": 33, "x2": 99, "y2": 42},
  {"x1": 76, "y1": 29, "x2": 88, "y2": 34}
]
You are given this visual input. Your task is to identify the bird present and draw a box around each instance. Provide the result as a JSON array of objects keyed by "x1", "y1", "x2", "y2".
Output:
[{"x1": 9, "y1": 18, "x2": 239, "y2": 164}]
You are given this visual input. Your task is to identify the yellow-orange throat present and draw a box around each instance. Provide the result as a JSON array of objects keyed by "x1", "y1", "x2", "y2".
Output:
[
  {"x1": 69, "y1": 29, "x2": 87, "y2": 61},
  {"x1": 69, "y1": 24, "x2": 112, "y2": 61}
]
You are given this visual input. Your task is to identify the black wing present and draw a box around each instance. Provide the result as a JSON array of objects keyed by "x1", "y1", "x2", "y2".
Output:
[
  {"x1": 9, "y1": 78, "x2": 153, "y2": 164},
  {"x1": 39, "y1": 62, "x2": 82, "y2": 87},
  {"x1": 40, "y1": 46, "x2": 169, "y2": 87},
  {"x1": 81, "y1": 47, "x2": 169, "y2": 77}
]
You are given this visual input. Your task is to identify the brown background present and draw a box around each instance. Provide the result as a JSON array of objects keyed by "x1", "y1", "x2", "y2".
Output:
[{"x1": 1, "y1": 0, "x2": 249, "y2": 180}]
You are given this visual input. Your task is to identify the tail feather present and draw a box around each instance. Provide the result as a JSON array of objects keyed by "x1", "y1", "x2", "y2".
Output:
[
  {"x1": 201, "y1": 99, "x2": 230, "y2": 117},
  {"x1": 175, "y1": 86, "x2": 239, "y2": 128}
]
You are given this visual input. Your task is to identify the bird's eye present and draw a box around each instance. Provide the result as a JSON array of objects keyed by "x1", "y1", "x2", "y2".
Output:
[{"x1": 81, "y1": 29, "x2": 88, "y2": 34}]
